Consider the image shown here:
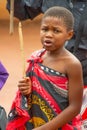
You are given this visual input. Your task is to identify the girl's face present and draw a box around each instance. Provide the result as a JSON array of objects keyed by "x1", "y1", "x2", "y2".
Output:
[{"x1": 40, "y1": 16, "x2": 73, "y2": 52}]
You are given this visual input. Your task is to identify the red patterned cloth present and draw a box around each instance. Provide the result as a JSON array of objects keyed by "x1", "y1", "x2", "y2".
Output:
[
  {"x1": 80, "y1": 86, "x2": 87, "y2": 129},
  {"x1": 6, "y1": 91, "x2": 30, "y2": 130},
  {"x1": 6, "y1": 49, "x2": 82, "y2": 130}
]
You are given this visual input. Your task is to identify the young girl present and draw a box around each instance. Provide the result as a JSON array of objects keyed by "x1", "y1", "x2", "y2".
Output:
[{"x1": 6, "y1": 6, "x2": 83, "y2": 130}]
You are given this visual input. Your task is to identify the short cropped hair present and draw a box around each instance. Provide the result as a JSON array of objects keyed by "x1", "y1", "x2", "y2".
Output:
[{"x1": 42, "y1": 6, "x2": 74, "y2": 31}]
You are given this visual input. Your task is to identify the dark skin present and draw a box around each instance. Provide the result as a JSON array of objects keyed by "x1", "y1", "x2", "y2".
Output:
[{"x1": 18, "y1": 16, "x2": 83, "y2": 130}]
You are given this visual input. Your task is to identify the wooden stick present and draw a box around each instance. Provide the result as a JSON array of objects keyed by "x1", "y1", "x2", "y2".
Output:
[
  {"x1": 10, "y1": 0, "x2": 14, "y2": 35},
  {"x1": 18, "y1": 22, "x2": 26, "y2": 77}
]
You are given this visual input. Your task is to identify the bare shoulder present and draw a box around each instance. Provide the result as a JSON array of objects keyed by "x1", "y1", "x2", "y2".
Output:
[
  {"x1": 65, "y1": 50, "x2": 82, "y2": 75},
  {"x1": 67, "y1": 51, "x2": 81, "y2": 66}
]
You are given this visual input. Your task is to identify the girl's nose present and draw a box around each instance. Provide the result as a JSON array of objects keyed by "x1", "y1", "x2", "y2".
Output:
[{"x1": 45, "y1": 31, "x2": 53, "y2": 37}]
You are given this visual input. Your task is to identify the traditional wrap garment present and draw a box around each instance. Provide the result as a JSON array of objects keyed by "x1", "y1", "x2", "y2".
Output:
[
  {"x1": 80, "y1": 86, "x2": 87, "y2": 129},
  {"x1": 6, "y1": 49, "x2": 82, "y2": 130}
]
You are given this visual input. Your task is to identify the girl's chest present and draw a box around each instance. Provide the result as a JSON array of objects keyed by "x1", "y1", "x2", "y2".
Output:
[{"x1": 42, "y1": 57, "x2": 67, "y2": 75}]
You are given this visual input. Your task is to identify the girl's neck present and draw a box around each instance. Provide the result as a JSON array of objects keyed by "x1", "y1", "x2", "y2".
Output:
[{"x1": 46, "y1": 48, "x2": 66, "y2": 58}]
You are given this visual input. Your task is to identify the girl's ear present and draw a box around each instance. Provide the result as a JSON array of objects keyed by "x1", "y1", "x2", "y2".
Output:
[{"x1": 67, "y1": 30, "x2": 74, "y2": 41}]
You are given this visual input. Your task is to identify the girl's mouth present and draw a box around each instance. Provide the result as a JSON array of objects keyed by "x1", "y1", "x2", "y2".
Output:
[{"x1": 43, "y1": 40, "x2": 53, "y2": 47}]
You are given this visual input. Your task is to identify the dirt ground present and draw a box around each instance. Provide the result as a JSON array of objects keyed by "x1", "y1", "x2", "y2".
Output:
[{"x1": 0, "y1": 15, "x2": 43, "y2": 115}]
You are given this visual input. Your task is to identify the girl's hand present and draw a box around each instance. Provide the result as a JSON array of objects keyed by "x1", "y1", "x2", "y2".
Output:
[{"x1": 18, "y1": 77, "x2": 32, "y2": 96}]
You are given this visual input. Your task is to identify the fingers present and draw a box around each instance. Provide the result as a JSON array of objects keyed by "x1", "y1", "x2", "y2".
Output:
[
  {"x1": 18, "y1": 77, "x2": 32, "y2": 95},
  {"x1": 18, "y1": 86, "x2": 32, "y2": 95}
]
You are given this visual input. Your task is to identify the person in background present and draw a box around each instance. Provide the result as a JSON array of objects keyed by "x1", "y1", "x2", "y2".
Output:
[
  {"x1": 6, "y1": 6, "x2": 83, "y2": 130},
  {"x1": 0, "y1": 61, "x2": 9, "y2": 90},
  {"x1": 0, "y1": 61, "x2": 9, "y2": 130},
  {"x1": 65, "y1": 0, "x2": 87, "y2": 48}
]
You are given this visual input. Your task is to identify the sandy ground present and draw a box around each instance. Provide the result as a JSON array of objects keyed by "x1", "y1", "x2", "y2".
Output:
[{"x1": 0, "y1": 15, "x2": 43, "y2": 115}]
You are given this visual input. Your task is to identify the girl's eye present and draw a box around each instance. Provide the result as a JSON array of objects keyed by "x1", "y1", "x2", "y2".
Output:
[
  {"x1": 41, "y1": 28, "x2": 48, "y2": 32},
  {"x1": 53, "y1": 29, "x2": 60, "y2": 33}
]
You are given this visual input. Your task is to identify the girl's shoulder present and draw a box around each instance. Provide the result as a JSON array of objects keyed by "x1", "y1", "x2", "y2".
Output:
[
  {"x1": 64, "y1": 50, "x2": 82, "y2": 72},
  {"x1": 28, "y1": 49, "x2": 45, "y2": 60},
  {"x1": 26, "y1": 49, "x2": 45, "y2": 72}
]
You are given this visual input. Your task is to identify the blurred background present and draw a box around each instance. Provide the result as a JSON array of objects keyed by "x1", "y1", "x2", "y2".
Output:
[{"x1": 0, "y1": 0, "x2": 42, "y2": 114}]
